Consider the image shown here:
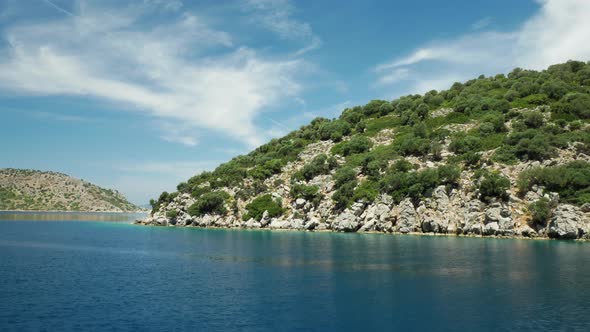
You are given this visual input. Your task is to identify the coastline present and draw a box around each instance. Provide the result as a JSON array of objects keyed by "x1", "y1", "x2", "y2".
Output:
[
  {"x1": 133, "y1": 221, "x2": 590, "y2": 242},
  {"x1": 0, "y1": 209, "x2": 148, "y2": 214}
]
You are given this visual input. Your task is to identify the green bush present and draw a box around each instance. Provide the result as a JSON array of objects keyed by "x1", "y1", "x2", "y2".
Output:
[
  {"x1": 166, "y1": 210, "x2": 178, "y2": 219},
  {"x1": 333, "y1": 166, "x2": 357, "y2": 187},
  {"x1": 523, "y1": 112, "x2": 545, "y2": 128},
  {"x1": 188, "y1": 191, "x2": 230, "y2": 217},
  {"x1": 449, "y1": 135, "x2": 481, "y2": 154},
  {"x1": 378, "y1": 165, "x2": 460, "y2": 204},
  {"x1": 528, "y1": 198, "x2": 552, "y2": 225},
  {"x1": 553, "y1": 93, "x2": 590, "y2": 119},
  {"x1": 242, "y1": 194, "x2": 284, "y2": 221},
  {"x1": 352, "y1": 180, "x2": 379, "y2": 203},
  {"x1": 332, "y1": 181, "x2": 356, "y2": 210},
  {"x1": 290, "y1": 184, "x2": 322, "y2": 206},
  {"x1": 517, "y1": 161, "x2": 590, "y2": 205},
  {"x1": 295, "y1": 154, "x2": 337, "y2": 181},
  {"x1": 477, "y1": 172, "x2": 510, "y2": 202},
  {"x1": 340, "y1": 136, "x2": 373, "y2": 156}
]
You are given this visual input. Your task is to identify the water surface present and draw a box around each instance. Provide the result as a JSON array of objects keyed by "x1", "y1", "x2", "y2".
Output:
[{"x1": 1, "y1": 214, "x2": 589, "y2": 331}]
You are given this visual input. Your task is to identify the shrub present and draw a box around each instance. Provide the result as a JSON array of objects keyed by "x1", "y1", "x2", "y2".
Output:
[
  {"x1": 296, "y1": 154, "x2": 337, "y2": 181},
  {"x1": 528, "y1": 198, "x2": 552, "y2": 225},
  {"x1": 352, "y1": 180, "x2": 379, "y2": 203},
  {"x1": 188, "y1": 191, "x2": 229, "y2": 217},
  {"x1": 340, "y1": 136, "x2": 373, "y2": 156},
  {"x1": 166, "y1": 210, "x2": 178, "y2": 219},
  {"x1": 523, "y1": 112, "x2": 545, "y2": 128},
  {"x1": 318, "y1": 120, "x2": 352, "y2": 141},
  {"x1": 553, "y1": 93, "x2": 590, "y2": 119},
  {"x1": 333, "y1": 181, "x2": 356, "y2": 210},
  {"x1": 379, "y1": 165, "x2": 460, "y2": 204},
  {"x1": 290, "y1": 184, "x2": 322, "y2": 206},
  {"x1": 517, "y1": 161, "x2": 590, "y2": 205},
  {"x1": 449, "y1": 135, "x2": 481, "y2": 154},
  {"x1": 242, "y1": 194, "x2": 284, "y2": 221},
  {"x1": 333, "y1": 166, "x2": 357, "y2": 187},
  {"x1": 477, "y1": 172, "x2": 510, "y2": 202}
]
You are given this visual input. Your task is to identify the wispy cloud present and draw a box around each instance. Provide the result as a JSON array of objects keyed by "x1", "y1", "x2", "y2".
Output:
[
  {"x1": 242, "y1": 0, "x2": 321, "y2": 55},
  {"x1": 0, "y1": 1, "x2": 311, "y2": 147},
  {"x1": 31, "y1": 111, "x2": 95, "y2": 123},
  {"x1": 471, "y1": 16, "x2": 492, "y2": 30},
  {"x1": 373, "y1": 0, "x2": 590, "y2": 95}
]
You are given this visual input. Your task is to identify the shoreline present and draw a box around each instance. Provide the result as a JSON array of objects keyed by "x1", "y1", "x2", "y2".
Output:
[
  {"x1": 0, "y1": 209, "x2": 148, "y2": 214},
  {"x1": 133, "y1": 222, "x2": 589, "y2": 242}
]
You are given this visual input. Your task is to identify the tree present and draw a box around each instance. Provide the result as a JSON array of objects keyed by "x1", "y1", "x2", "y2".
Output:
[
  {"x1": 341, "y1": 136, "x2": 373, "y2": 156},
  {"x1": 528, "y1": 198, "x2": 552, "y2": 225},
  {"x1": 523, "y1": 112, "x2": 545, "y2": 128},
  {"x1": 242, "y1": 194, "x2": 283, "y2": 221},
  {"x1": 188, "y1": 191, "x2": 229, "y2": 217},
  {"x1": 478, "y1": 172, "x2": 510, "y2": 202}
]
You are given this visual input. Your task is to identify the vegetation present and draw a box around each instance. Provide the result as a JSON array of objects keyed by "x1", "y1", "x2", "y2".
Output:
[
  {"x1": 242, "y1": 194, "x2": 284, "y2": 221},
  {"x1": 528, "y1": 198, "x2": 553, "y2": 225},
  {"x1": 187, "y1": 191, "x2": 229, "y2": 217},
  {"x1": 0, "y1": 168, "x2": 139, "y2": 212},
  {"x1": 476, "y1": 171, "x2": 511, "y2": 202},
  {"x1": 517, "y1": 161, "x2": 590, "y2": 205},
  {"x1": 149, "y1": 60, "x2": 590, "y2": 216}
]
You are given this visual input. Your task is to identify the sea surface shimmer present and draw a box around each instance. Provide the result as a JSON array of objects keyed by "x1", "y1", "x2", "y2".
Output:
[{"x1": 1, "y1": 213, "x2": 589, "y2": 331}]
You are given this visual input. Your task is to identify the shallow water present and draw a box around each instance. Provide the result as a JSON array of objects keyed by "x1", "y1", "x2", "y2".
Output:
[{"x1": 1, "y1": 214, "x2": 589, "y2": 331}]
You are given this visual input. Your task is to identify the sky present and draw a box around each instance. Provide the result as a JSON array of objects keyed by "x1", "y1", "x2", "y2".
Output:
[{"x1": 1, "y1": 0, "x2": 589, "y2": 205}]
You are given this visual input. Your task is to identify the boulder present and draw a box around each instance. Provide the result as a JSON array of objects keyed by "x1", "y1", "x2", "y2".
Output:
[
  {"x1": 260, "y1": 210, "x2": 271, "y2": 227},
  {"x1": 548, "y1": 205, "x2": 585, "y2": 239},
  {"x1": 483, "y1": 222, "x2": 499, "y2": 235},
  {"x1": 295, "y1": 198, "x2": 306, "y2": 209},
  {"x1": 333, "y1": 210, "x2": 360, "y2": 232},
  {"x1": 396, "y1": 198, "x2": 417, "y2": 233},
  {"x1": 244, "y1": 218, "x2": 262, "y2": 229}
]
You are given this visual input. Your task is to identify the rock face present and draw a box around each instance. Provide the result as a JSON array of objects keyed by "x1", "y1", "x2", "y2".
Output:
[
  {"x1": 137, "y1": 125, "x2": 590, "y2": 241},
  {"x1": 548, "y1": 205, "x2": 586, "y2": 239},
  {"x1": 396, "y1": 198, "x2": 418, "y2": 233}
]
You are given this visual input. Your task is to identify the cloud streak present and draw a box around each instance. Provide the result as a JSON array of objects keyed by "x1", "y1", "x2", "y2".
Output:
[
  {"x1": 374, "y1": 0, "x2": 590, "y2": 95},
  {"x1": 0, "y1": 1, "x2": 310, "y2": 147}
]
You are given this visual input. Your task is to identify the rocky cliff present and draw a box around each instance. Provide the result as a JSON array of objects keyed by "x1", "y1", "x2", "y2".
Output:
[
  {"x1": 139, "y1": 61, "x2": 590, "y2": 240},
  {"x1": 0, "y1": 168, "x2": 140, "y2": 212}
]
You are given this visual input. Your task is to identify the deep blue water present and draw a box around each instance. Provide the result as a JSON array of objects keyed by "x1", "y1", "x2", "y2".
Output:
[{"x1": 1, "y1": 214, "x2": 590, "y2": 331}]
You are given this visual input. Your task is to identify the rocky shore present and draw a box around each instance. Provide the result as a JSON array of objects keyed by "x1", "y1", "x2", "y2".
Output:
[{"x1": 137, "y1": 183, "x2": 590, "y2": 240}]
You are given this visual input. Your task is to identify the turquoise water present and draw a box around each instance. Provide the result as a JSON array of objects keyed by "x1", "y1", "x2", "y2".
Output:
[{"x1": 1, "y1": 214, "x2": 590, "y2": 331}]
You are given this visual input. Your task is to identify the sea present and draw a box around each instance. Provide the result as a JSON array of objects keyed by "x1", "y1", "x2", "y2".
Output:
[{"x1": 1, "y1": 212, "x2": 589, "y2": 331}]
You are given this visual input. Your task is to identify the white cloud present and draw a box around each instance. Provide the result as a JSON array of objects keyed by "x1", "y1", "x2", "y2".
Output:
[
  {"x1": 0, "y1": 1, "x2": 308, "y2": 147},
  {"x1": 374, "y1": 0, "x2": 590, "y2": 95},
  {"x1": 242, "y1": 0, "x2": 321, "y2": 55},
  {"x1": 471, "y1": 17, "x2": 492, "y2": 30}
]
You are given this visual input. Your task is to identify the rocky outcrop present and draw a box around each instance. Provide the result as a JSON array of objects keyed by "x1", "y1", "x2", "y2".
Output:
[{"x1": 548, "y1": 205, "x2": 587, "y2": 239}]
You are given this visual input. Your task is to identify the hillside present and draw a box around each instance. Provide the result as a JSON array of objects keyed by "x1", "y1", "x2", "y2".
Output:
[
  {"x1": 0, "y1": 169, "x2": 140, "y2": 212},
  {"x1": 139, "y1": 60, "x2": 590, "y2": 240}
]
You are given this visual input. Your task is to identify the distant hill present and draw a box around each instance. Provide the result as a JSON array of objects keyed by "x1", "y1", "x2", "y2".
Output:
[{"x1": 0, "y1": 168, "x2": 140, "y2": 212}]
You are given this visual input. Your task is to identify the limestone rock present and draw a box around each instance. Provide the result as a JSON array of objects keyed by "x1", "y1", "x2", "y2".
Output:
[
  {"x1": 333, "y1": 210, "x2": 360, "y2": 232},
  {"x1": 548, "y1": 204, "x2": 585, "y2": 239},
  {"x1": 396, "y1": 198, "x2": 417, "y2": 233}
]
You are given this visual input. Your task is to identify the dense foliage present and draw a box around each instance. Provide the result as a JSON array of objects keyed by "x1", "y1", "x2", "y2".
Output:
[
  {"x1": 150, "y1": 60, "x2": 590, "y2": 212},
  {"x1": 517, "y1": 161, "x2": 590, "y2": 205},
  {"x1": 187, "y1": 191, "x2": 230, "y2": 217},
  {"x1": 242, "y1": 194, "x2": 284, "y2": 221}
]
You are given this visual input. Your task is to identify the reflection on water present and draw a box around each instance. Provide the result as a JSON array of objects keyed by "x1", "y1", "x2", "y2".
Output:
[{"x1": 0, "y1": 211, "x2": 147, "y2": 222}]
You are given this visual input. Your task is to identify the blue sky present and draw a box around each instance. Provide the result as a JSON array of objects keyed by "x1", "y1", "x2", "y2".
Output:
[{"x1": 1, "y1": 0, "x2": 589, "y2": 205}]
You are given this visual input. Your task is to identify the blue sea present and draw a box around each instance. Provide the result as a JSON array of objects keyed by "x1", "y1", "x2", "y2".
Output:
[{"x1": 1, "y1": 212, "x2": 590, "y2": 331}]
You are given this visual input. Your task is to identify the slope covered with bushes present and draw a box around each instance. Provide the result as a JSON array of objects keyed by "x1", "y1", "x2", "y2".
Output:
[{"x1": 142, "y1": 61, "x2": 590, "y2": 239}]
